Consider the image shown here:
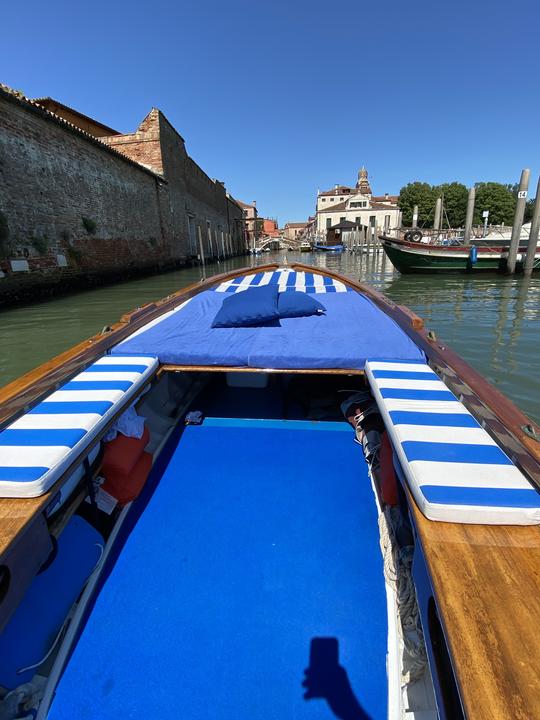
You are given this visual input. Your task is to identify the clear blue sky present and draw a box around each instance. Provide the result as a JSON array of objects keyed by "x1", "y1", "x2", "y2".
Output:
[{"x1": 2, "y1": 0, "x2": 539, "y2": 224}]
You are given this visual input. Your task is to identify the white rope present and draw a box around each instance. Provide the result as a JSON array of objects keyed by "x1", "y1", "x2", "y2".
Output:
[
  {"x1": 16, "y1": 542, "x2": 105, "y2": 676},
  {"x1": 378, "y1": 508, "x2": 427, "y2": 684}
]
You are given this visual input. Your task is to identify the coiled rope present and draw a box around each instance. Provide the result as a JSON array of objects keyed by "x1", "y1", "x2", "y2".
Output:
[{"x1": 378, "y1": 507, "x2": 427, "y2": 684}]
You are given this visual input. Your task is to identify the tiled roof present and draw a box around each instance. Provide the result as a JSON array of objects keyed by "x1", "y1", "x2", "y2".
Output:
[
  {"x1": 0, "y1": 83, "x2": 164, "y2": 181},
  {"x1": 236, "y1": 199, "x2": 256, "y2": 210},
  {"x1": 318, "y1": 200, "x2": 399, "y2": 214},
  {"x1": 372, "y1": 194, "x2": 399, "y2": 204},
  {"x1": 32, "y1": 97, "x2": 120, "y2": 136},
  {"x1": 318, "y1": 185, "x2": 354, "y2": 196},
  {"x1": 284, "y1": 222, "x2": 307, "y2": 228}
]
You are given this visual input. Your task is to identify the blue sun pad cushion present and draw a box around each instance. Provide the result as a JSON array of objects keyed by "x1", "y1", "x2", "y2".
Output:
[
  {"x1": 278, "y1": 291, "x2": 326, "y2": 318},
  {"x1": 365, "y1": 359, "x2": 540, "y2": 525},
  {"x1": 0, "y1": 354, "x2": 158, "y2": 499},
  {"x1": 211, "y1": 284, "x2": 280, "y2": 328},
  {"x1": 0, "y1": 515, "x2": 103, "y2": 689}
]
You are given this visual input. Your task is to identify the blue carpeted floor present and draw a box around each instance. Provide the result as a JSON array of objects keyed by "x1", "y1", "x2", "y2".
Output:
[{"x1": 50, "y1": 418, "x2": 387, "y2": 719}]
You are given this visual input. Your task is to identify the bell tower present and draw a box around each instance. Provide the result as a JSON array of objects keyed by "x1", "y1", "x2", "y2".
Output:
[{"x1": 355, "y1": 166, "x2": 372, "y2": 196}]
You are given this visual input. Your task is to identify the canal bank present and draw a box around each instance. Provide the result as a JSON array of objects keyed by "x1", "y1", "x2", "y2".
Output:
[{"x1": 0, "y1": 250, "x2": 538, "y2": 423}]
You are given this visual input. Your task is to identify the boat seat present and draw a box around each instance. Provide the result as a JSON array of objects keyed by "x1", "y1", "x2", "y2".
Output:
[
  {"x1": 365, "y1": 359, "x2": 540, "y2": 524},
  {"x1": 0, "y1": 354, "x2": 158, "y2": 499},
  {"x1": 214, "y1": 268, "x2": 352, "y2": 293},
  {"x1": 0, "y1": 515, "x2": 103, "y2": 690}
]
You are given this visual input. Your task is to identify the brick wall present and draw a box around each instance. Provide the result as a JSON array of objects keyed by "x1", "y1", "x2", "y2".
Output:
[{"x1": 0, "y1": 88, "x2": 245, "y2": 304}]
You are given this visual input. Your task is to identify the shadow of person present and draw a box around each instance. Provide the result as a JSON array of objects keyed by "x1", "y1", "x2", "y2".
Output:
[{"x1": 302, "y1": 637, "x2": 372, "y2": 720}]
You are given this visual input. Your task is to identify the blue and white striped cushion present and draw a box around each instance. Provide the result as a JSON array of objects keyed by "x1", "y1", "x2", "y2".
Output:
[
  {"x1": 214, "y1": 269, "x2": 351, "y2": 294},
  {"x1": 0, "y1": 355, "x2": 158, "y2": 499},
  {"x1": 365, "y1": 359, "x2": 540, "y2": 525}
]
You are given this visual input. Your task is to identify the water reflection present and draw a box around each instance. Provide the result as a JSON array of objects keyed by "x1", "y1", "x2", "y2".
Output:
[{"x1": 0, "y1": 250, "x2": 538, "y2": 422}]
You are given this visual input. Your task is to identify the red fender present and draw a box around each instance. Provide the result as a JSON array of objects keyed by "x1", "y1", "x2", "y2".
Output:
[{"x1": 379, "y1": 431, "x2": 399, "y2": 507}]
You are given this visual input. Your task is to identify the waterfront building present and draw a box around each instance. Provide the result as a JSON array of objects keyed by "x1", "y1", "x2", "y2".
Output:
[
  {"x1": 316, "y1": 167, "x2": 400, "y2": 236},
  {"x1": 236, "y1": 200, "x2": 258, "y2": 248},
  {"x1": 0, "y1": 84, "x2": 245, "y2": 303},
  {"x1": 284, "y1": 222, "x2": 308, "y2": 241},
  {"x1": 262, "y1": 218, "x2": 280, "y2": 238}
]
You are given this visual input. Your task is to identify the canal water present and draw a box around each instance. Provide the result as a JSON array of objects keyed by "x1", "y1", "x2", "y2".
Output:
[{"x1": 1, "y1": 251, "x2": 538, "y2": 423}]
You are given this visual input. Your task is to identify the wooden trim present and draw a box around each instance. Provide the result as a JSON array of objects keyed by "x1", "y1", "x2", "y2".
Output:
[
  {"x1": 160, "y1": 364, "x2": 364, "y2": 376},
  {"x1": 405, "y1": 486, "x2": 540, "y2": 720}
]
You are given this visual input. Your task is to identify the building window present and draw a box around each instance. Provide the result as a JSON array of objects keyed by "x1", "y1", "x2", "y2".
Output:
[
  {"x1": 326, "y1": 218, "x2": 332, "y2": 229},
  {"x1": 369, "y1": 215, "x2": 376, "y2": 227},
  {"x1": 355, "y1": 216, "x2": 361, "y2": 225},
  {"x1": 340, "y1": 216, "x2": 346, "y2": 223},
  {"x1": 330, "y1": 198, "x2": 334, "y2": 202},
  {"x1": 340, "y1": 197, "x2": 344, "y2": 201},
  {"x1": 321, "y1": 198, "x2": 326, "y2": 202}
]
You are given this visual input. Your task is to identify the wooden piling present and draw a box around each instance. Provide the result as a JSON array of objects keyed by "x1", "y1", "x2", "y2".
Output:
[
  {"x1": 412, "y1": 205, "x2": 418, "y2": 228},
  {"x1": 524, "y1": 176, "x2": 540, "y2": 277},
  {"x1": 507, "y1": 168, "x2": 530, "y2": 274},
  {"x1": 464, "y1": 187, "x2": 475, "y2": 244},
  {"x1": 433, "y1": 198, "x2": 442, "y2": 231}
]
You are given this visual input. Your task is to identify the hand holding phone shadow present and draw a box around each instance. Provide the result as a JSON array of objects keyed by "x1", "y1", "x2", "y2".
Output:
[{"x1": 302, "y1": 637, "x2": 373, "y2": 720}]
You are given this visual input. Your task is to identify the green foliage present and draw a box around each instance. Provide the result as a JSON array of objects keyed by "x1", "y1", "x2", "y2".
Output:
[
  {"x1": 67, "y1": 245, "x2": 83, "y2": 264},
  {"x1": 524, "y1": 199, "x2": 535, "y2": 223},
  {"x1": 435, "y1": 182, "x2": 468, "y2": 228},
  {"x1": 31, "y1": 236, "x2": 48, "y2": 255},
  {"x1": 398, "y1": 182, "x2": 437, "y2": 227},
  {"x1": 81, "y1": 216, "x2": 97, "y2": 234},
  {"x1": 474, "y1": 183, "x2": 516, "y2": 225}
]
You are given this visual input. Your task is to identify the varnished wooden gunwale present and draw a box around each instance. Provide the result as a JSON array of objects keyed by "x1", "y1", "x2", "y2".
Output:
[
  {"x1": 0, "y1": 262, "x2": 539, "y2": 717},
  {"x1": 160, "y1": 364, "x2": 363, "y2": 375}
]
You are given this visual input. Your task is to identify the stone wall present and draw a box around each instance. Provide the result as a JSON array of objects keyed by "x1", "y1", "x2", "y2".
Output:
[{"x1": 0, "y1": 87, "x2": 245, "y2": 304}]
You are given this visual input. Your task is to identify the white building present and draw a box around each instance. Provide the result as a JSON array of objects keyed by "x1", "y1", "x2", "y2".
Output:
[{"x1": 316, "y1": 167, "x2": 400, "y2": 236}]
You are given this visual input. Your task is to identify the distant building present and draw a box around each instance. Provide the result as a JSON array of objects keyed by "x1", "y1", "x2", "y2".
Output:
[
  {"x1": 316, "y1": 167, "x2": 399, "y2": 236},
  {"x1": 262, "y1": 218, "x2": 280, "y2": 237},
  {"x1": 237, "y1": 200, "x2": 258, "y2": 248},
  {"x1": 284, "y1": 222, "x2": 308, "y2": 241}
]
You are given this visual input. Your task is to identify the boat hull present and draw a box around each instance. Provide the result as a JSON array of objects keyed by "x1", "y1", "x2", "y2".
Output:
[
  {"x1": 383, "y1": 237, "x2": 540, "y2": 274},
  {"x1": 313, "y1": 244, "x2": 344, "y2": 252}
]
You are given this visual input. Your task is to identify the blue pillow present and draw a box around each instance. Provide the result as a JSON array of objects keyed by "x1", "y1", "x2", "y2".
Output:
[
  {"x1": 278, "y1": 291, "x2": 326, "y2": 318},
  {"x1": 212, "y1": 285, "x2": 280, "y2": 327}
]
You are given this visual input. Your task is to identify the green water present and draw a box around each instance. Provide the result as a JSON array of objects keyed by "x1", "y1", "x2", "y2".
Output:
[{"x1": 1, "y1": 251, "x2": 538, "y2": 423}]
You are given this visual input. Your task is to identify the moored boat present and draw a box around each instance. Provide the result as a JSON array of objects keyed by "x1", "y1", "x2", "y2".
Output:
[
  {"x1": 299, "y1": 241, "x2": 312, "y2": 252},
  {"x1": 0, "y1": 264, "x2": 539, "y2": 719},
  {"x1": 382, "y1": 234, "x2": 540, "y2": 274},
  {"x1": 313, "y1": 243, "x2": 344, "y2": 252}
]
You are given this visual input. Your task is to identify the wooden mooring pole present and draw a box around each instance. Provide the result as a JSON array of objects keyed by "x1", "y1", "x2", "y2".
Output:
[
  {"x1": 412, "y1": 205, "x2": 418, "y2": 227},
  {"x1": 433, "y1": 198, "x2": 442, "y2": 232},
  {"x1": 507, "y1": 168, "x2": 530, "y2": 274},
  {"x1": 524, "y1": 175, "x2": 540, "y2": 277},
  {"x1": 463, "y1": 187, "x2": 475, "y2": 244}
]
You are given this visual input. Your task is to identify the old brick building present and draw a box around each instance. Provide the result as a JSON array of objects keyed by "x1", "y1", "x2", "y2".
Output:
[{"x1": 0, "y1": 85, "x2": 246, "y2": 302}]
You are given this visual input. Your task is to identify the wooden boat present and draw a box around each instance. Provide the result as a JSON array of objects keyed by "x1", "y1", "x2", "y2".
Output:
[
  {"x1": 0, "y1": 263, "x2": 539, "y2": 720},
  {"x1": 382, "y1": 234, "x2": 540, "y2": 274},
  {"x1": 299, "y1": 241, "x2": 312, "y2": 252}
]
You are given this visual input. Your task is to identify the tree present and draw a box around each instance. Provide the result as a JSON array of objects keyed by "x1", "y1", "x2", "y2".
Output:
[
  {"x1": 433, "y1": 182, "x2": 468, "y2": 228},
  {"x1": 398, "y1": 182, "x2": 437, "y2": 227},
  {"x1": 474, "y1": 183, "x2": 516, "y2": 225}
]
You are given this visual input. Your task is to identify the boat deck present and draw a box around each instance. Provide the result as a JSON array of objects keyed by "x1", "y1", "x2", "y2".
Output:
[{"x1": 49, "y1": 417, "x2": 387, "y2": 719}]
